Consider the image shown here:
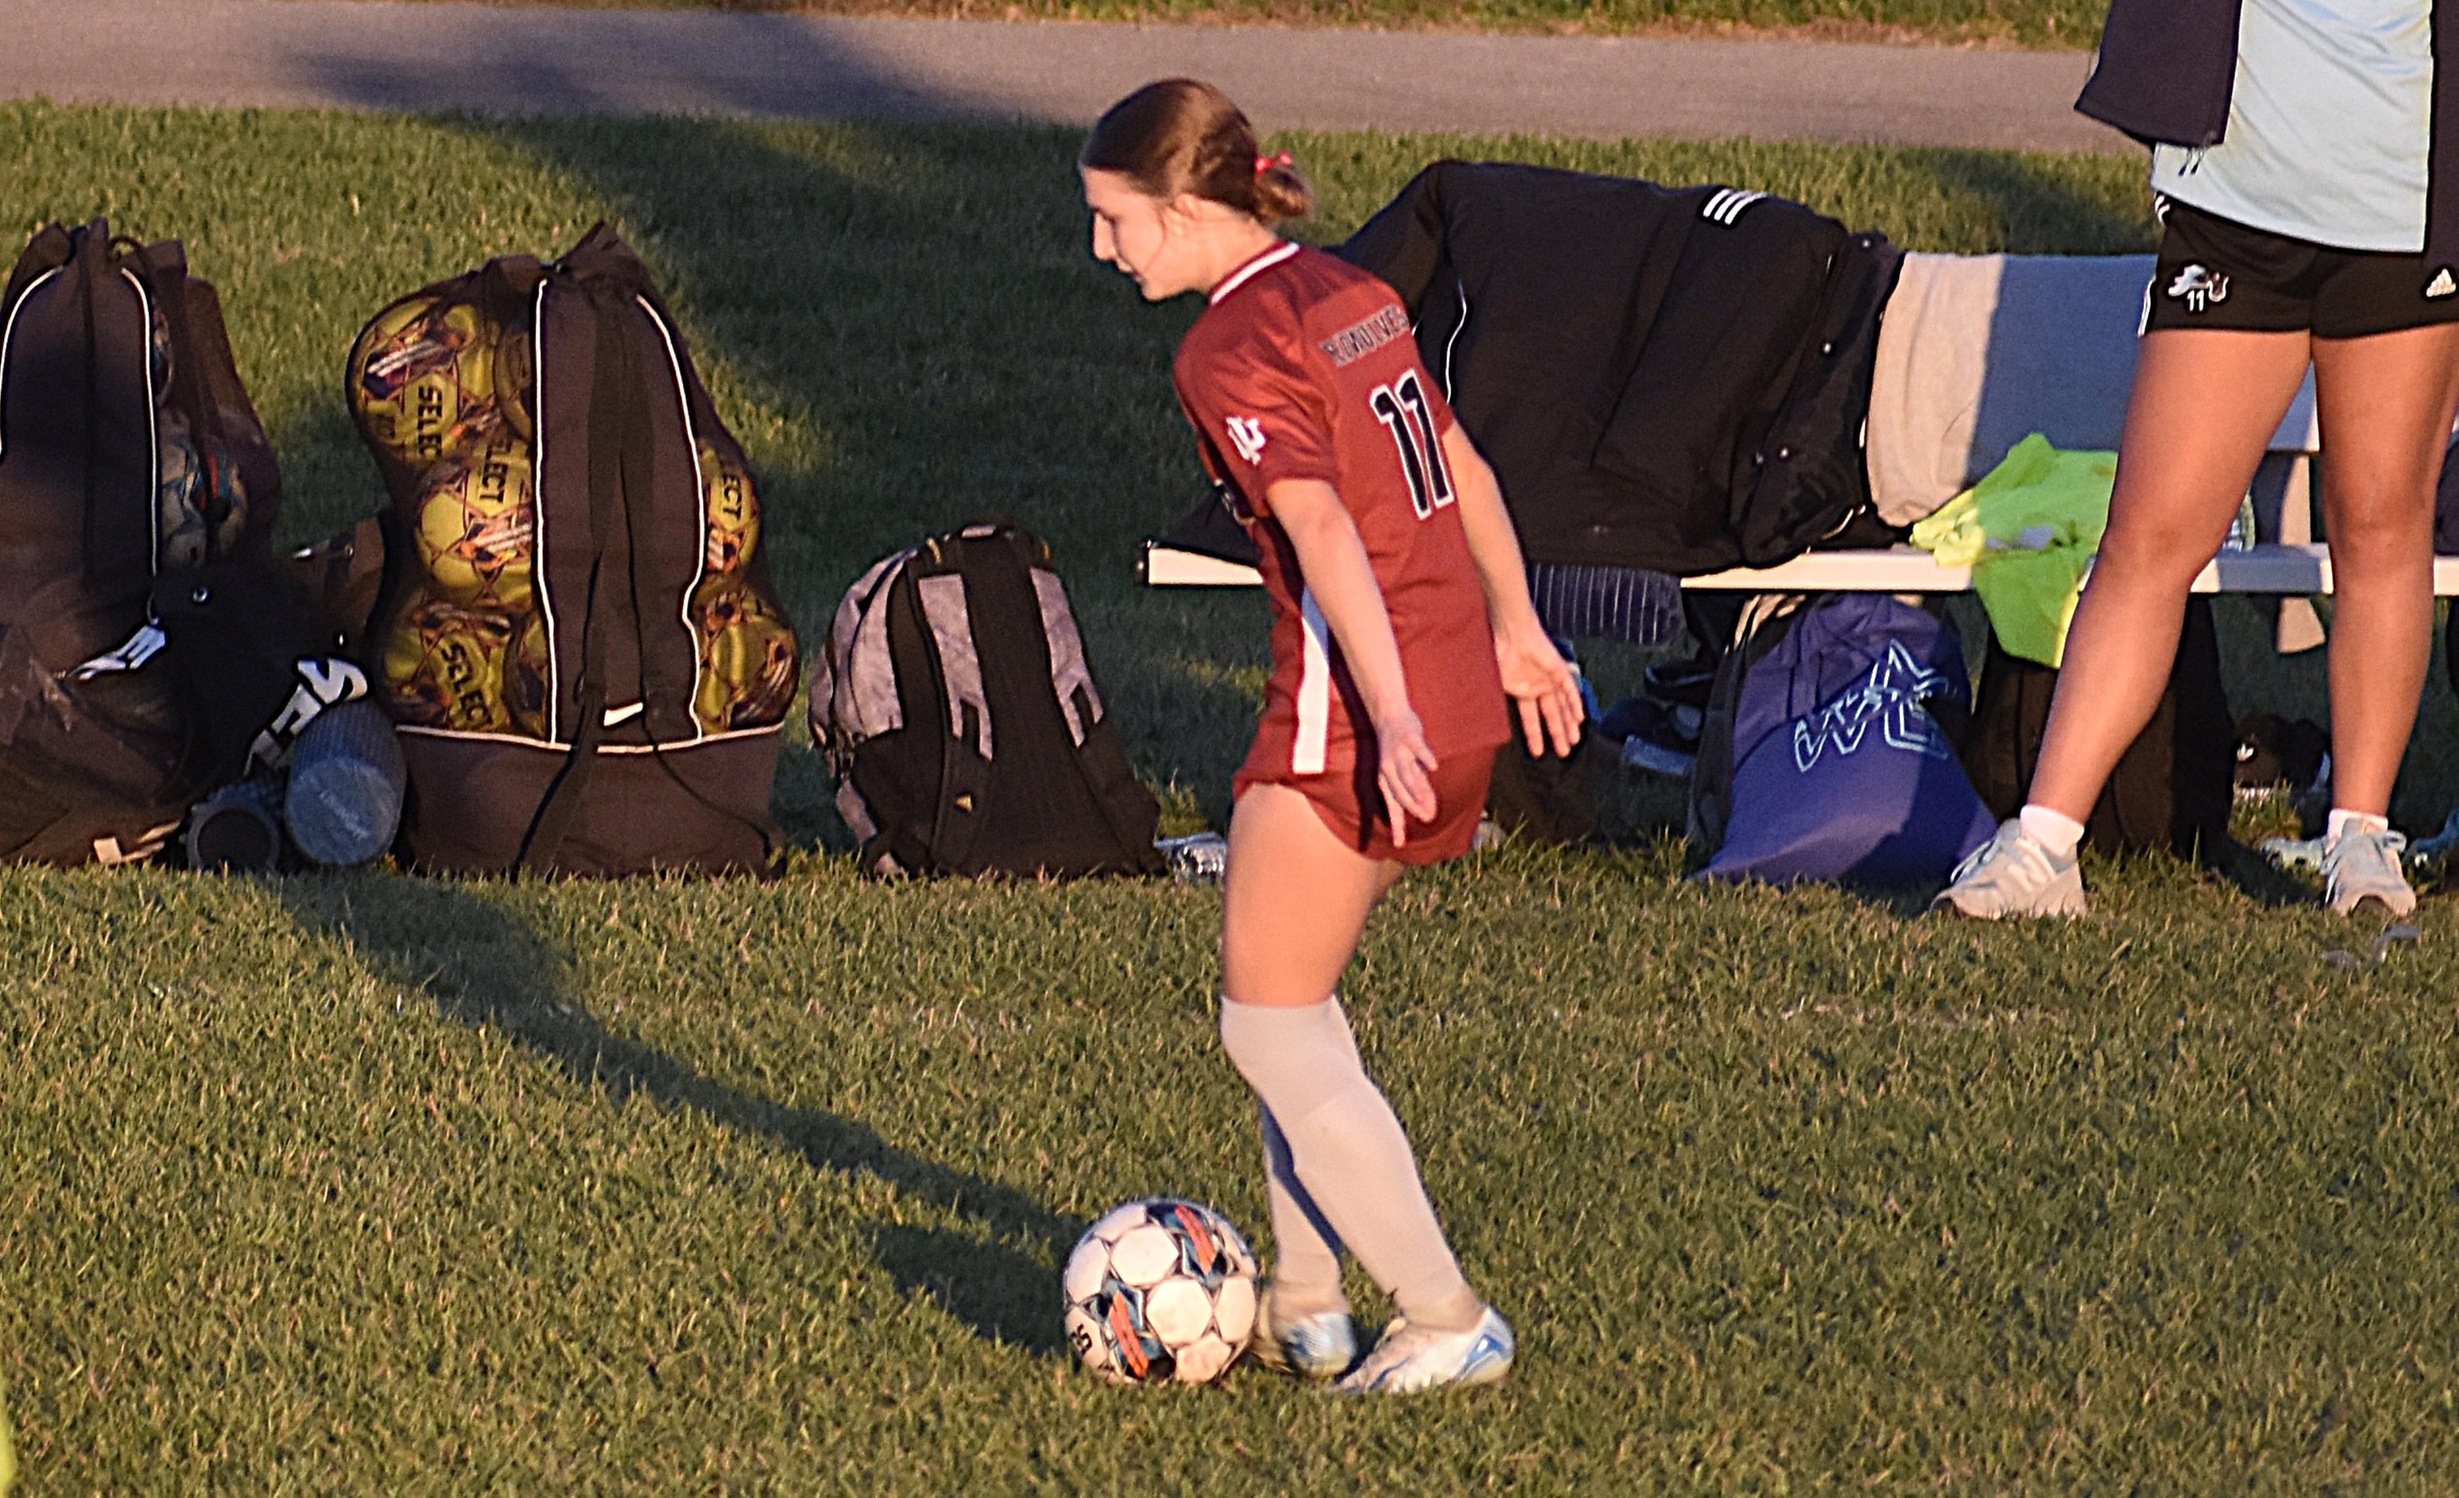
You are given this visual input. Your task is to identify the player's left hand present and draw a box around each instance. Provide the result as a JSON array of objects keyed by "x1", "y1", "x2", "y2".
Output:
[{"x1": 1495, "y1": 617, "x2": 1584, "y2": 759}]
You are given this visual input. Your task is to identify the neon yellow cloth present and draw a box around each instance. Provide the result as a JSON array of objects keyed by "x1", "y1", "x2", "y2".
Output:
[
  {"x1": 1, "y1": 1380, "x2": 14, "y2": 1497},
  {"x1": 1909, "y1": 433, "x2": 2116, "y2": 667}
]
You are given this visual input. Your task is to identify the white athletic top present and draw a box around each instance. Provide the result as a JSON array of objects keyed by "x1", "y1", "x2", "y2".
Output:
[{"x1": 2149, "y1": 0, "x2": 2432, "y2": 253}]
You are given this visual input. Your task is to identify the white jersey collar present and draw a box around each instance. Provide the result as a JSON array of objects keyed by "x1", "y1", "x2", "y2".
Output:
[{"x1": 1209, "y1": 240, "x2": 1301, "y2": 305}]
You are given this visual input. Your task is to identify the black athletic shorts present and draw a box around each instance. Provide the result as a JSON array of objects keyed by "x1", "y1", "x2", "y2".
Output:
[{"x1": 2143, "y1": 196, "x2": 2459, "y2": 340}]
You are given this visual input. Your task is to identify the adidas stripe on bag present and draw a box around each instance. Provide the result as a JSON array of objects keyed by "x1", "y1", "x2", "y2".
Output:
[{"x1": 814, "y1": 523, "x2": 1162, "y2": 878}]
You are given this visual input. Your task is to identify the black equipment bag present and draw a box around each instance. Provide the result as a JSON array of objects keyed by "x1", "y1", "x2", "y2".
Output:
[
  {"x1": 1485, "y1": 732, "x2": 1604, "y2": 846},
  {"x1": 0, "y1": 220, "x2": 350, "y2": 866},
  {"x1": 349, "y1": 224, "x2": 799, "y2": 876},
  {"x1": 813, "y1": 524, "x2": 1163, "y2": 878},
  {"x1": 1960, "y1": 596, "x2": 2235, "y2": 857}
]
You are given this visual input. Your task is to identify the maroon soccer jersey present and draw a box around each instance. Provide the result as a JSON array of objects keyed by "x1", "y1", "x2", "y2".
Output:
[{"x1": 1173, "y1": 243, "x2": 1507, "y2": 786}]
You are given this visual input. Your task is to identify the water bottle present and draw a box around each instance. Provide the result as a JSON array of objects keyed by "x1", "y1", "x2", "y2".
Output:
[
  {"x1": 284, "y1": 698, "x2": 407, "y2": 867},
  {"x1": 185, "y1": 778, "x2": 284, "y2": 873}
]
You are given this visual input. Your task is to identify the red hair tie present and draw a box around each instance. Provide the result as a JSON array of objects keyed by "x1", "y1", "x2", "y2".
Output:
[{"x1": 1255, "y1": 151, "x2": 1294, "y2": 176}]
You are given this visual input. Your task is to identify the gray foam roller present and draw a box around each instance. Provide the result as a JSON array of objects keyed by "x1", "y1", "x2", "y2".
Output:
[{"x1": 285, "y1": 699, "x2": 407, "y2": 867}]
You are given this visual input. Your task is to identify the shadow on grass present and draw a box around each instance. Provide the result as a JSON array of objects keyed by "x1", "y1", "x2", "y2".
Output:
[
  {"x1": 280, "y1": 875, "x2": 1082, "y2": 1354},
  {"x1": 1922, "y1": 149, "x2": 2156, "y2": 255}
]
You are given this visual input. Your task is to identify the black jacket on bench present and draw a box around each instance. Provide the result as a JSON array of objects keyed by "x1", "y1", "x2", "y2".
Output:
[{"x1": 1336, "y1": 161, "x2": 1903, "y2": 576}]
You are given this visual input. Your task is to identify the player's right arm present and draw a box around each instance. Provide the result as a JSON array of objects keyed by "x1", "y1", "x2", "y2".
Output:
[{"x1": 1265, "y1": 477, "x2": 1440, "y2": 845}]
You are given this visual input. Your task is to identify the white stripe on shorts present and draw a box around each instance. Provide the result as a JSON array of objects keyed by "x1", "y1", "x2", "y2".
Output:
[{"x1": 1294, "y1": 587, "x2": 1332, "y2": 775}]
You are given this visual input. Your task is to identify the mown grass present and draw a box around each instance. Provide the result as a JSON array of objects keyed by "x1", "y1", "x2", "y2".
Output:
[
  {"x1": 6, "y1": 103, "x2": 2459, "y2": 1491},
  {"x1": 347, "y1": 0, "x2": 2105, "y2": 50}
]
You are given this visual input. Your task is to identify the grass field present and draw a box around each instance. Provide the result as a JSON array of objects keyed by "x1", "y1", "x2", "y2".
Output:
[
  {"x1": 352, "y1": 0, "x2": 2105, "y2": 49},
  {"x1": 8, "y1": 103, "x2": 2459, "y2": 1491}
]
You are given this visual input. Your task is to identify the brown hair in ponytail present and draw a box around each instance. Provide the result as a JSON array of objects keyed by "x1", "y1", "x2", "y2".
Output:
[{"x1": 1081, "y1": 79, "x2": 1314, "y2": 227}]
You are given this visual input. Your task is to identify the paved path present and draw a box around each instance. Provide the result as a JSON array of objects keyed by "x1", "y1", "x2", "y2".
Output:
[{"x1": 0, "y1": 0, "x2": 2125, "y2": 153}]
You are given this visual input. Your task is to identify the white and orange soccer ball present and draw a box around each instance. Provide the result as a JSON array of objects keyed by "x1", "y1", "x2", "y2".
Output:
[{"x1": 1063, "y1": 1199, "x2": 1258, "y2": 1386}]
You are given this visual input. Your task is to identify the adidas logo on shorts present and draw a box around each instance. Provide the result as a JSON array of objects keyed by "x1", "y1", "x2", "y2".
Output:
[{"x1": 2427, "y1": 268, "x2": 2457, "y2": 300}]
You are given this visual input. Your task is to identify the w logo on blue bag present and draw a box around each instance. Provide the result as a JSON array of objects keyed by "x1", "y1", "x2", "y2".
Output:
[
  {"x1": 1790, "y1": 642, "x2": 1958, "y2": 772},
  {"x1": 1698, "y1": 597, "x2": 1996, "y2": 888}
]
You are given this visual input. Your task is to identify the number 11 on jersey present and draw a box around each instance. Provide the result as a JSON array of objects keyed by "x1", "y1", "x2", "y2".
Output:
[{"x1": 1368, "y1": 370, "x2": 1453, "y2": 520}]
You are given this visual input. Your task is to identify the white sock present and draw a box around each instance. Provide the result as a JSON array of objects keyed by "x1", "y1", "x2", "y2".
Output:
[
  {"x1": 2327, "y1": 809, "x2": 2389, "y2": 846},
  {"x1": 2017, "y1": 803, "x2": 2085, "y2": 862},
  {"x1": 1260, "y1": 1107, "x2": 1347, "y2": 1317},
  {"x1": 1218, "y1": 997, "x2": 1484, "y2": 1334}
]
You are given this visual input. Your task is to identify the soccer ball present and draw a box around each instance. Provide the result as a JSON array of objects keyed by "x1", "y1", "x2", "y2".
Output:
[
  {"x1": 351, "y1": 295, "x2": 503, "y2": 468},
  {"x1": 380, "y1": 599, "x2": 549, "y2": 737},
  {"x1": 697, "y1": 440, "x2": 762, "y2": 574},
  {"x1": 1063, "y1": 1199, "x2": 1258, "y2": 1386},
  {"x1": 691, "y1": 578, "x2": 800, "y2": 732},
  {"x1": 411, "y1": 429, "x2": 536, "y2": 608}
]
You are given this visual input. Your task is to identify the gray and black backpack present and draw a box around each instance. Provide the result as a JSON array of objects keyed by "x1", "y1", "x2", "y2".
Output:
[{"x1": 813, "y1": 524, "x2": 1162, "y2": 878}]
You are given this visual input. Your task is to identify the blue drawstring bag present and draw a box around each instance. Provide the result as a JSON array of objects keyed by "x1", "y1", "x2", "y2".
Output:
[{"x1": 1691, "y1": 595, "x2": 1995, "y2": 887}]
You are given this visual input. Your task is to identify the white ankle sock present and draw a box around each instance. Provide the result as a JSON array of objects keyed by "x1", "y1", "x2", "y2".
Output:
[
  {"x1": 2017, "y1": 804, "x2": 2085, "y2": 862},
  {"x1": 1219, "y1": 997, "x2": 1483, "y2": 1334},
  {"x1": 2327, "y1": 809, "x2": 2389, "y2": 846}
]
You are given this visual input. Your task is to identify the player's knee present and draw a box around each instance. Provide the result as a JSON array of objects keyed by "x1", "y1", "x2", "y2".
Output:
[
  {"x1": 2323, "y1": 481, "x2": 2436, "y2": 559},
  {"x1": 2092, "y1": 520, "x2": 2224, "y2": 592}
]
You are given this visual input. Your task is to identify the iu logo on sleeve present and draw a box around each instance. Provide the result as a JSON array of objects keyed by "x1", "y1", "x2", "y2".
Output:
[{"x1": 1225, "y1": 415, "x2": 1269, "y2": 466}]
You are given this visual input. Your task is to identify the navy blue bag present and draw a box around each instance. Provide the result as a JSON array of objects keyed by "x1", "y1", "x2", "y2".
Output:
[{"x1": 1688, "y1": 595, "x2": 1994, "y2": 887}]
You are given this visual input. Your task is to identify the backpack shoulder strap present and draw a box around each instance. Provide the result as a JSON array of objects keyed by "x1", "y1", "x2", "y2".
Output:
[
  {"x1": 514, "y1": 282, "x2": 632, "y2": 874},
  {"x1": 996, "y1": 525, "x2": 1161, "y2": 872}
]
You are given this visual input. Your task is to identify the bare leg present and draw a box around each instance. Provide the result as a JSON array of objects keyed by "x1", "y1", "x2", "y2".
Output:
[
  {"x1": 2311, "y1": 322, "x2": 2459, "y2": 816},
  {"x1": 1221, "y1": 783, "x2": 1399, "y2": 1008},
  {"x1": 2029, "y1": 330, "x2": 2314, "y2": 821}
]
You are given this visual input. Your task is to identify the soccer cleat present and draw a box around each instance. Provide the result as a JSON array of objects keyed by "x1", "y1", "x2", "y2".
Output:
[
  {"x1": 1246, "y1": 1285, "x2": 1356, "y2": 1381},
  {"x1": 2323, "y1": 827, "x2": 2417, "y2": 916},
  {"x1": 1334, "y1": 1306, "x2": 1514, "y2": 1394},
  {"x1": 1933, "y1": 819, "x2": 2086, "y2": 919}
]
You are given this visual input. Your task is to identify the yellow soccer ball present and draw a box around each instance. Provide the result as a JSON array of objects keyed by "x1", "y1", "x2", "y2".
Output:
[
  {"x1": 495, "y1": 319, "x2": 536, "y2": 442},
  {"x1": 411, "y1": 433, "x2": 535, "y2": 608},
  {"x1": 382, "y1": 599, "x2": 522, "y2": 735},
  {"x1": 698, "y1": 441, "x2": 761, "y2": 574},
  {"x1": 691, "y1": 579, "x2": 798, "y2": 732},
  {"x1": 352, "y1": 296, "x2": 500, "y2": 468}
]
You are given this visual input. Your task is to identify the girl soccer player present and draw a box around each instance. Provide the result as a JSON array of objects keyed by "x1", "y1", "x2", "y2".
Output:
[
  {"x1": 1939, "y1": 0, "x2": 2459, "y2": 918},
  {"x1": 1082, "y1": 80, "x2": 1585, "y2": 1392}
]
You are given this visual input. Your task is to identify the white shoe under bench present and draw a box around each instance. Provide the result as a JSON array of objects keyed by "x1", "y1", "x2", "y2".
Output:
[{"x1": 1933, "y1": 819, "x2": 2086, "y2": 919}]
